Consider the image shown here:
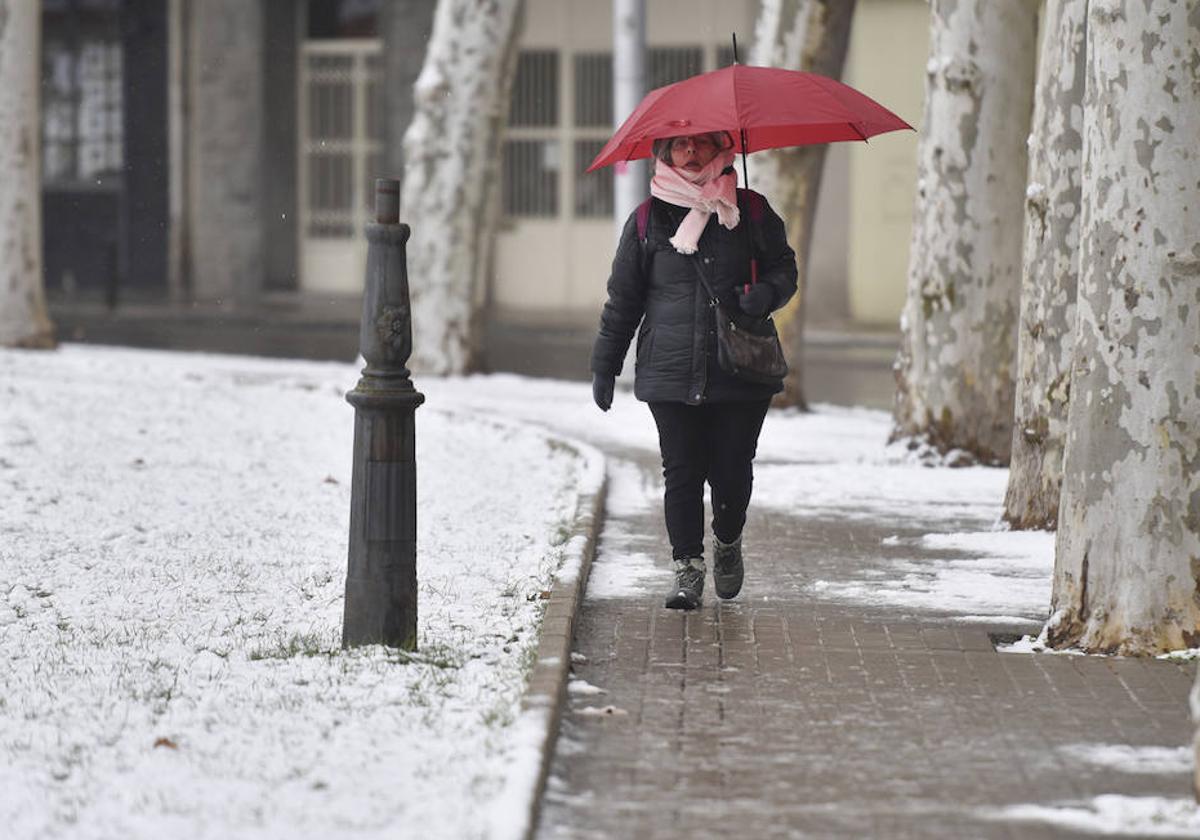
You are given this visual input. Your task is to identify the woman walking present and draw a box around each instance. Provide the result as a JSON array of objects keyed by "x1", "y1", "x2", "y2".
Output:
[{"x1": 590, "y1": 132, "x2": 797, "y2": 610}]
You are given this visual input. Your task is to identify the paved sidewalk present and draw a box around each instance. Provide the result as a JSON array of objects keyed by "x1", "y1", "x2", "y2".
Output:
[{"x1": 535, "y1": 449, "x2": 1197, "y2": 839}]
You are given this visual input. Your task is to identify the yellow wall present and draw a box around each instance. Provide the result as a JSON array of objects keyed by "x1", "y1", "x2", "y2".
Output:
[{"x1": 844, "y1": 0, "x2": 928, "y2": 326}]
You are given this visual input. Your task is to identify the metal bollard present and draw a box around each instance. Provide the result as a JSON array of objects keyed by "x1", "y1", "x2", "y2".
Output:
[{"x1": 342, "y1": 178, "x2": 426, "y2": 650}]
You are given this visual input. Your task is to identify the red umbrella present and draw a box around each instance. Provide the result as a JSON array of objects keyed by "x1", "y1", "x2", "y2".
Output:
[{"x1": 586, "y1": 63, "x2": 913, "y2": 172}]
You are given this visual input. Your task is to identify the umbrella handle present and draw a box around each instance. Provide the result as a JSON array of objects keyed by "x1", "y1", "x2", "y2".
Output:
[{"x1": 744, "y1": 258, "x2": 758, "y2": 295}]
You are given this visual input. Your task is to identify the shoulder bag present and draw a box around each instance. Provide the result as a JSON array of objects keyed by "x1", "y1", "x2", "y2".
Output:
[{"x1": 690, "y1": 256, "x2": 788, "y2": 386}]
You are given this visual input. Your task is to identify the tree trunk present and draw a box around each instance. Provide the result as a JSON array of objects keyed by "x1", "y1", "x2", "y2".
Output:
[
  {"x1": 0, "y1": 0, "x2": 54, "y2": 349},
  {"x1": 401, "y1": 0, "x2": 524, "y2": 375},
  {"x1": 1193, "y1": 667, "x2": 1200, "y2": 802},
  {"x1": 892, "y1": 0, "x2": 1038, "y2": 464},
  {"x1": 748, "y1": 0, "x2": 856, "y2": 411},
  {"x1": 1003, "y1": 0, "x2": 1086, "y2": 528},
  {"x1": 1046, "y1": 0, "x2": 1200, "y2": 656}
]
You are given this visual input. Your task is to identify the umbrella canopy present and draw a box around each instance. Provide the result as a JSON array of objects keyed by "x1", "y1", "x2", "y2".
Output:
[{"x1": 586, "y1": 63, "x2": 913, "y2": 172}]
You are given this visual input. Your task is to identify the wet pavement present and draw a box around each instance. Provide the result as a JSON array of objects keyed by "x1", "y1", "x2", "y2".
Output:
[{"x1": 534, "y1": 446, "x2": 1197, "y2": 839}]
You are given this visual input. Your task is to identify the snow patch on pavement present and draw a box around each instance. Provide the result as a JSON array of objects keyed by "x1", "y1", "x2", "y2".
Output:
[
  {"x1": 809, "y1": 530, "x2": 1054, "y2": 620},
  {"x1": 986, "y1": 795, "x2": 1200, "y2": 837},
  {"x1": 1057, "y1": 744, "x2": 1193, "y2": 775},
  {"x1": 998, "y1": 635, "x2": 1087, "y2": 655}
]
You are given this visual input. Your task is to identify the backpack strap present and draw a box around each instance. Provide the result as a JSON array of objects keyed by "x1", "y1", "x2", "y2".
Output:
[
  {"x1": 635, "y1": 196, "x2": 654, "y2": 242},
  {"x1": 737, "y1": 187, "x2": 766, "y2": 224}
]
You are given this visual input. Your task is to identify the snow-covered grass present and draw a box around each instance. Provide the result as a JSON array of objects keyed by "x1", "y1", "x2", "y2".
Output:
[{"x1": 0, "y1": 345, "x2": 591, "y2": 840}]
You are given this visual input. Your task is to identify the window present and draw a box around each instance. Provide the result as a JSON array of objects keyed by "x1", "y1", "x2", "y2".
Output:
[
  {"x1": 647, "y1": 47, "x2": 703, "y2": 90},
  {"x1": 572, "y1": 53, "x2": 614, "y2": 218},
  {"x1": 42, "y1": 38, "x2": 123, "y2": 185},
  {"x1": 504, "y1": 141, "x2": 560, "y2": 217},
  {"x1": 504, "y1": 50, "x2": 560, "y2": 217},
  {"x1": 574, "y1": 139, "x2": 612, "y2": 218},
  {"x1": 573, "y1": 53, "x2": 612, "y2": 128},
  {"x1": 307, "y1": 0, "x2": 381, "y2": 39},
  {"x1": 502, "y1": 43, "x2": 718, "y2": 222},
  {"x1": 510, "y1": 51, "x2": 559, "y2": 127},
  {"x1": 300, "y1": 45, "x2": 383, "y2": 239}
]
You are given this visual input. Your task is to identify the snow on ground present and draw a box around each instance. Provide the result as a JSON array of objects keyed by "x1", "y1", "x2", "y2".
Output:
[
  {"x1": 6, "y1": 346, "x2": 1188, "y2": 837},
  {"x1": 808, "y1": 530, "x2": 1055, "y2": 622},
  {"x1": 0, "y1": 345, "x2": 589, "y2": 840},
  {"x1": 1057, "y1": 744, "x2": 1194, "y2": 776},
  {"x1": 986, "y1": 795, "x2": 1200, "y2": 837},
  {"x1": 426, "y1": 376, "x2": 1053, "y2": 621}
]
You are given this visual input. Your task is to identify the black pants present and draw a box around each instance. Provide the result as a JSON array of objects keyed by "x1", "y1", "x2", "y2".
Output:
[{"x1": 648, "y1": 399, "x2": 771, "y2": 560}]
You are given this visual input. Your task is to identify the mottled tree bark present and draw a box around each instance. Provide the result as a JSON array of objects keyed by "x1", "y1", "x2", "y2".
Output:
[
  {"x1": 0, "y1": 0, "x2": 54, "y2": 349},
  {"x1": 892, "y1": 0, "x2": 1039, "y2": 464},
  {"x1": 401, "y1": 0, "x2": 524, "y2": 375},
  {"x1": 748, "y1": 0, "x2": 856, "y2": 410},
  {"x1": 1193, "y1": 672, "x2": 1200, "y2": 802},
  {"x1": 1047, "y1": 0, "x2": 1200, "y2": 655},
  {"x1": 1003, "y1": 0, "x2": 1086, "y2": 528}
]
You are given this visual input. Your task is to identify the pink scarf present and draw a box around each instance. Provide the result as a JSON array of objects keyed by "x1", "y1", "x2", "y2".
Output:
[{"x1": 649, "y1": 150, "x2": 740, "y2": 254}]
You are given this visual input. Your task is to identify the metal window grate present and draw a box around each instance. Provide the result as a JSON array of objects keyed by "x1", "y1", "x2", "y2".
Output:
[
  {"x1": 300, "y1": 43, "x2": 383, "y2": 240},
  {"x1": 574, "y1": 139, "x2": 612, "y2": 218},
  {"x1": 574, "y1": 52, "x2": 612, "y2": 128},
  {"x1": 503, "y1": 140, "x2": 560, "y2": 217},
  {"x1": 647, "y1": 46, "x2": 703, "y2": 90},
  {"x1": 307, "y1": 55, "x2": 355, "y2": 141},
  {"x1": 510, "y1": 50, "x2": 559, "y2": 127}
]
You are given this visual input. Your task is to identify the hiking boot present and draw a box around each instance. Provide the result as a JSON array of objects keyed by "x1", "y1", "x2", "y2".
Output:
[
  {"x1": 664, "y1": 557, "x2": 705, "y2": 610},
  {"x1": 712, "y1": 535, "x2": 744, "y2": 599}
]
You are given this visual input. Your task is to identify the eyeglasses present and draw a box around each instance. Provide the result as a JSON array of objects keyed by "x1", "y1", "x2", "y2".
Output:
[{"x1": 669, "y1": 135, "x2": 717, "y2": 152}]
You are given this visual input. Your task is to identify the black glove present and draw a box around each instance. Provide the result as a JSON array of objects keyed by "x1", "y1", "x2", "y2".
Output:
[
  {"x1": 592, "y1": 373, "x2": 615, "y2": 412},
  {"x1": 738, "y1": 283, "x2": 775, "y2": 317}
]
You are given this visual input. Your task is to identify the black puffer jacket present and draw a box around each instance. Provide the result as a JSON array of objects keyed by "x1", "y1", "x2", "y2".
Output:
[{"x1": 590, "y1": 189, "x2": 798, "y2": 404}]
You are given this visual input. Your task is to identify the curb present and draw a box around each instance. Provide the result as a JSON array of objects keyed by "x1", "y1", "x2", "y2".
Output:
[
  {"x1": 518, "y1": 442, "x2": 606, "y2": 840},
  {"x1": 479, "y1": 424, "x2": 607, "y2": 840}
]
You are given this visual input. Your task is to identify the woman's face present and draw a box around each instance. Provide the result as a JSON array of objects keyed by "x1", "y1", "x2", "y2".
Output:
[{"x1": 668, "y1": 133, "x2": 720, "y2": 172}]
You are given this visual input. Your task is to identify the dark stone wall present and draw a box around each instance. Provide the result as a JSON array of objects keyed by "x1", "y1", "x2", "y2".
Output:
[
  {"x1": 121, "y1": 1, "x2": 169, "y2": 292},
  {"x1": 263, "y1": 0, "x2": 299, "y2": 291},
  {"x1": 42, "y1": 191, "x2": 122, "y2": 297},
  {"x1": 42, "y1": 0, "x2": 168, "y2": 298}
]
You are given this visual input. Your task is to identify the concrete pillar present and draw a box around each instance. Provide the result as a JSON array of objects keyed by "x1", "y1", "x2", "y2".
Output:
[
  {"x1": 186, "y1": 0, "x2": 265, "y2": 305},
  {"x1": 613, "y1": 0, "x2": 647, "y2": 240},
  {"x1": 380, "y1": 0, "x2": 437, "y2": 200}
]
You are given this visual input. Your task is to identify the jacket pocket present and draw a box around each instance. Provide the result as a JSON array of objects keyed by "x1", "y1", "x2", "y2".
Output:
[{"x1": 635, "y1": 326, "x2": 655, "y2": 369}]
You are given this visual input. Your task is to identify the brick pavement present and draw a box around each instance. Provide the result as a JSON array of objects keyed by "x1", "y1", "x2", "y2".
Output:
[{"x1": 535, "y1": 450, "x2": 1198, "y2": 840}]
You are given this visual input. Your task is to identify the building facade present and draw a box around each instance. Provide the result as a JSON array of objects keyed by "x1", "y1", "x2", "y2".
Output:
[{"x1": 42, "y1": 0, "x2": 927, "y2": 358}]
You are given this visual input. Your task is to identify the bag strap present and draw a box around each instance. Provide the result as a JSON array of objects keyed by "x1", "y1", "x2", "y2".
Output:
[
  {"x1": 636, "y1": 197, "x2": 654, "y2": 242},
  {"x1": 689, "y1": 253, "x2": 721, "y2": 305}
]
